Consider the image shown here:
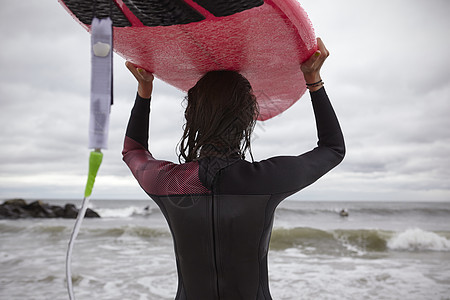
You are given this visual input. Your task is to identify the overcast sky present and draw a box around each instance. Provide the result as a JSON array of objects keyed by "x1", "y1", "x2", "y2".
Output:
[{"x1": 0, "y1": 0, "x2": 449, "y2": 202}]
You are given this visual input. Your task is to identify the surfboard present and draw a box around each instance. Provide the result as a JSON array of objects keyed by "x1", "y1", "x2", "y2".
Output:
[{"x1": 58, "y1": 0, "x2": 316, "y2": 121}]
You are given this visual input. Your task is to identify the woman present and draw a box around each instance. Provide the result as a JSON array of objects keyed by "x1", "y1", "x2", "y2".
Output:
[{"x1": 123, "y1": 38, "x2": 345, "y2": 300}]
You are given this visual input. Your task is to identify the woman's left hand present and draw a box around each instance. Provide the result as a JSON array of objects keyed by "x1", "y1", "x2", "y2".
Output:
[{"x1": 300, "y1": 38, "x2": 329, "y2": 91}]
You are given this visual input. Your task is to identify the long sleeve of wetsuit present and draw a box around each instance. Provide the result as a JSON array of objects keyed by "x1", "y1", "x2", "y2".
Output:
[
  {"x1": 122, "y1": 94, "x2": 160, "y2": 188},
  {"x1": 310, "y1": 87, "x2": 345, "y2": 157},
  {"x1": 214, "y1": 86, "x2": 345, "y2": 197},
  {"x1": 293, "y1": 86, "x2": 345, "y2": 189},
  {"x1": 273, "y1": 86, "x2": 345, "y2": 192},
  {"x1": 122, "y1": 94, "x2": 210, "y2": 196},
  {"x1": 123, "y1": 93, "x2": 151, "y2": 151}
]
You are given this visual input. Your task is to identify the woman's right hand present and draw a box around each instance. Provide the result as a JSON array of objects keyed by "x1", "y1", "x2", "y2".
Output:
[
  {"x1": 125, "y1": 61, "x2": 154, "y2": 99},
  {"x1": 300, "y1": 38, "x2": 329, "y2": 91}
]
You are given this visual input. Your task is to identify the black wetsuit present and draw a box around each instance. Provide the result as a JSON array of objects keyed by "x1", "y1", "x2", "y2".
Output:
[{"x1": 122, "y1": 87, "x2": 345, "y2": 300}]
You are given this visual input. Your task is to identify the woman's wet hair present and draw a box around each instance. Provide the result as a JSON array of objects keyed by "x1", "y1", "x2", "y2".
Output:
[{"x1": 178, "y1": 70, "x2": 259, "y2": 162}]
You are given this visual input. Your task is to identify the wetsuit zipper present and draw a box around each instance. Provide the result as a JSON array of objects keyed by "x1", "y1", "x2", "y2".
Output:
[{"x1": 211, "y1": 193, "x2": 220, "y2": 299}]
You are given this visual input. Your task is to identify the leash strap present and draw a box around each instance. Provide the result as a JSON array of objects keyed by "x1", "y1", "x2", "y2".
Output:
[{"x1": 89, "y1": 17, "x2": 113, "y2": 149}]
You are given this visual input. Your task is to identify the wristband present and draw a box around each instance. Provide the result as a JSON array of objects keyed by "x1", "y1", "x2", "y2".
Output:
[
  {"x1": 306, "y1": 80, "x2": 324, "y2": 90},
  {"x1": 306, "y1": 79, "x2": 323, "y2": 86}
]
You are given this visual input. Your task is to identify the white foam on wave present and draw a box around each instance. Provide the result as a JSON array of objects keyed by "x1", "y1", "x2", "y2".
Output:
[
  {"x1": 269, "y1": 250, "x2": 450, "y2": 300},
  {"x1": 94, "y1": 206, "x2": 152, "y2": 218},
  {"x1": 387, "y1": 228, "x2": 450, "y2": 251}
]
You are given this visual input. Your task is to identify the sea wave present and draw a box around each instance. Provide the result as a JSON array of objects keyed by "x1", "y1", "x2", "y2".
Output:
[
  {"x1": 275, "y1": 206, "x2": 450, "y2": 218},
  {"x1": 270, "y1": 227, "x2": 450, "y2": 254},
  {"x1": 88, "y1": 225, "x2": 170, "y2": 240},
  {"x1": 3, "y1": 221, "x2": 450, "y2": 254},
  {"x1": 387, "y1": 228, "x2": 450, "y2": 252},
  {"x1": 0, "y1": 222, "x2": 68, "y2": 235},
  {"x1": 93, "y1": 206, "x2": 153, "y2": 218},
  {"x1": 0, "y1": 223, "x2": 170, "y2": 241}
]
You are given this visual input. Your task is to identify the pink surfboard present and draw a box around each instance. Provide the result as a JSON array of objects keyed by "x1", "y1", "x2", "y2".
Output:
[{"x1": 58, "y1": 0, "x2": 316, "y2": 120}]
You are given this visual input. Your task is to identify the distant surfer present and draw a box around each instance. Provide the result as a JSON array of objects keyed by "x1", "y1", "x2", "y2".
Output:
[
  {"x1": 340, "y1": 209, "x2": 349, "y2": 217},
  {"x1": 122, "y1": 38, "x2": 345, "y2": 299}
]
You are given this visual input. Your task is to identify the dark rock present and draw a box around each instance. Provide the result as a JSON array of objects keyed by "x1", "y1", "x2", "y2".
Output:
[
  {"x1": 0, "y1": 199, "x2": 101, "y2": 219},
  {"x1": 0, "y1": 198, "x2": 27, "y2": 219},
  {"x1": 3, "y1": 198, "x2": 27, "y2": 206},
  {"x1": 86, "y1": 208, "x2": 101, "y2": 218},
  {"x1": 51, "y1": 205, "x2": 65, "y2": 218},
  {"x1": 24, "y1": 200, "x2": 56, "y2": 218},
  {"x1": 0, "y1": 203, "x2": 26, "y2": 219},
  {"x1": 63, "y1": 204, "x2": 79, "y2": 219}
]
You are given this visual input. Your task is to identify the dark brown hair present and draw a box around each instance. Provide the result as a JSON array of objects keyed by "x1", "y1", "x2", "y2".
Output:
[{"x1": 178, "y1": 70, "x2": 259, "y2": 162}]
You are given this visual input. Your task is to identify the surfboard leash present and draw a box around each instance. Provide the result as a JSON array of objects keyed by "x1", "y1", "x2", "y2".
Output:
[
  {"x1": 66, "y1": 5, "x2": 113, "y2": 299},
  {"x1": 66, "y1": 150, "x2": 103, "y2": 300}
]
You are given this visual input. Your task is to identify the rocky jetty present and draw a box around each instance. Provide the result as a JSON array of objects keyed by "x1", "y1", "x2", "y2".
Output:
[{"x1": 0, "y1": 199, "x2": 100, "y2": 219}]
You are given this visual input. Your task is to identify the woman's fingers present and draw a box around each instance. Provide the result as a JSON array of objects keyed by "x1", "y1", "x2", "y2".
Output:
[
  {"x1": 317, "y1": 38, "x2": 329, "y2": 58},
  {"x1": 126, "y1": 61, "x2": 154, "y2": 98},
  {"x1": 125, "y1": 61, "x2": 138, "y2": 77},
  {"x1": 125, "y1": 61, "x2": 154, "y2": 83},
  {"x1": 300, "y1": 37, "x2": 329, "y2": 76}
]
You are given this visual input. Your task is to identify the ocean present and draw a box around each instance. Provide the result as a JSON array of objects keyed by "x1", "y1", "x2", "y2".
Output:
[{"x1": 1, "y1": 200, "x2": 449, "y2": 300}]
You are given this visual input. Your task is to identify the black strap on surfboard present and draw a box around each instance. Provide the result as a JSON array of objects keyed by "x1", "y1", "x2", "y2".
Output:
[{"x1": 62, "y1": 0, "x2": 263, "y2": 27}]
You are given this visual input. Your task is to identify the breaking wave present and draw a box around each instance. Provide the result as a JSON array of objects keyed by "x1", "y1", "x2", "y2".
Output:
[{"x1": 270, "y1": 227, "x2": 450, "y2": 254}]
